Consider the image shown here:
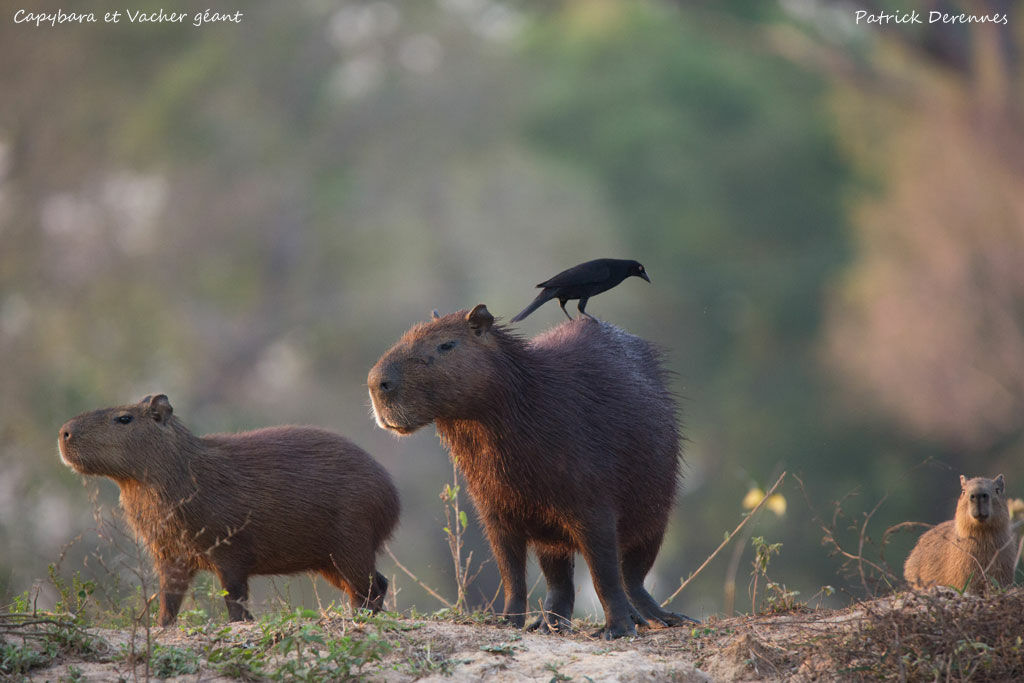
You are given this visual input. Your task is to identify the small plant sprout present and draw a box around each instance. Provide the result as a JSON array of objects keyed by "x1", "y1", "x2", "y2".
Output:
[{"x1": 439, "y1": 461, "x2": 485, "y2": 613}]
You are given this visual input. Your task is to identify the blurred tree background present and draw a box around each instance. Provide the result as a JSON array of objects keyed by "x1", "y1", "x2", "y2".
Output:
[{"x1": 1, "y1": 0, "x2": 1021, "y2": 619}]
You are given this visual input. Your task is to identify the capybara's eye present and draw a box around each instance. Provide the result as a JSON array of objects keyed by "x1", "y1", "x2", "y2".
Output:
[
  {"x1": 437, "y1": 341, "x2": 457, "y2": 352},
  {"x1": 117, "y1": 414, "x2": 133, "y2": 425}
]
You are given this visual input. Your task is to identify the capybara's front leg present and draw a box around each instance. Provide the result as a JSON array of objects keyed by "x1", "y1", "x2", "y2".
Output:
[
  {"x1": 157, "y1": 561, "x2": 195, "y2": 627},
  {"x1": 575, "y1": 515, "x2": 641, "y2": 639},
  {"x1": 217, "y1": 569, "x2": 253, "y2": 621},
  {"x1": 527, "y1": 549, "x2": 575, "y2": 634},
  {"x1": 485, "y1": 522, "x2": 528, "y2": 627}
]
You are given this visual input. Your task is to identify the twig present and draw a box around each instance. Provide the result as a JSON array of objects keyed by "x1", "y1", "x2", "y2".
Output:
[
  {"x1": 384, "y1": 545, "x2": 452, "y2": 608},
  {"x1": 662, "y1": 471, "x2": 787, "y2": 608},
  {"x1": 856, "y1": 493, "x2": 890, "y2": 595},
  {"x1": 794, "y1": 473, "x2": 895, "y2": 595},
  {"x1": 1014, "y1": 535, "x2": 1024, "y2": 578}
]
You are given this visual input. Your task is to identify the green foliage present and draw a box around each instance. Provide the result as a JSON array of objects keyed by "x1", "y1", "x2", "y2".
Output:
[
  {"x1": 255, "y1": 608, "x2": 391, "y2": 681},
  {"x1": 0, "y1": 610, "x2": 105, "y2": 678},
  {"x1": 402, "y1": 644, "x2": 462, "y2": 677},
  {"x1": 751, "y1": 536, "x2": 782, "y2": 575},
  {"x1": 750, "y1": 536, "x2": 798, "y2": 614},
  {"x1": 148, "y1": 644, "x2": 201, "y2": 679},
  {"x1": 0, "y1": 640, "x2": 58, "y2": 676},
  {"x1": 8, "y1": 590, "x2": 33, "y2": 615},
  {"x1": 47, "y1": 565, "x2": 96, "y2": 622},
  {"x1": 206, "y1": 640, "x2": 265, "y2": 681},
  {"x1": 350, "y1": 609, "x2": 421, "y2": 633},
  {"x1": 439, "y1": 466, "x2": 482, "y2": 613},
  {"x1": 763, "y1": 581, "x2": 801, "y2": 614},
  {"x1": 544, "y1": 660, "x2": 572, "y2": 681},
  {"x1": 480, "y1": 634, "x2": 523, "y2": 656}
]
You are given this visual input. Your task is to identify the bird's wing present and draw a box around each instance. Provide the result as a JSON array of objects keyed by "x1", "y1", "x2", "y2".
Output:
[{"x1": 536, "y1": 260, "x2": 611, "y2": 288}]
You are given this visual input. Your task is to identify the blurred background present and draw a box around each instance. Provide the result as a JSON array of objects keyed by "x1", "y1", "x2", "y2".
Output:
[{"x1": 2, "y1": 0, "x2": 1022, "y2": 620}]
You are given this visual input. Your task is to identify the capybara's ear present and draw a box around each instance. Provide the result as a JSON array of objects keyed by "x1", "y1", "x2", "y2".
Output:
[
  {"x1": 994, "y1": 474, "x2": 1005, "y2": 494},
  {"x1": 148, "y1": 394, "x2": 173, "y2": 423},
  {"x1": 960, "y1": 475, "x2": 967, "y2": 489},
  {"x1": 432, "y1": 309, "x2": 441, "y2": 320},
  {"x1": 466, "y1": 304, "x2": 493, "y2": 336}
]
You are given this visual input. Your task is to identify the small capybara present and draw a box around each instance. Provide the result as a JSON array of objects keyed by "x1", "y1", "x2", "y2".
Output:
[
  {"x1": 368, "y1": 305, "x2": 693, "y2": 638},
  {"x1": 904, "y1": 474, "x2": 1016, "y2": 592},
  {"x1": 59, "y1": 394, "x2": 400, "y2": 625}
]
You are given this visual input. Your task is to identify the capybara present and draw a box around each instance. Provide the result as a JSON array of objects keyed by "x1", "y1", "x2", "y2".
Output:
[
  {"x1": 904, "y1": 474, "x2": 1016, "y2": 592},
  {"x1": 59, "y1": 394, "x2": 400, "y2": 625},
  {"x1": 368, "y1": 305, "x2": 692, "y2": 638}
]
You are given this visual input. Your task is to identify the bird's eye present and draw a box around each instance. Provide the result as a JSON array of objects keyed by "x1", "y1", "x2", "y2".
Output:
[
  {"x1": 437, "y1": 341, "x2": 457, "y2": 352},
  {"x1": 117, "y1": 414, "x2": 133, "y2": 425}
]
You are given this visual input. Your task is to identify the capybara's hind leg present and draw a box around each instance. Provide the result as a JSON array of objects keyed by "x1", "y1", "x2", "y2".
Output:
[
  {"x1": 216, "y1": 569, "x2": 253, "y2": 622},
  {"x1": 368, "y1": 572, "x2": 388, "y2": 611},
  {"x1": 621, "y1": 542, "x2": 697, "y2": 627},
  {"x1": 526, "y1": 549, "x2": 575, "y2": 634},
  {"x1": 321, "y1": 568, "x2": 386, "y2": 613}
]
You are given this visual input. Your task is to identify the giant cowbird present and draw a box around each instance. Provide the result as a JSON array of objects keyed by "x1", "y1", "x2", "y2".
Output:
[{"x1": 510, "y1": 258, "x2": 650, "y2": 323}]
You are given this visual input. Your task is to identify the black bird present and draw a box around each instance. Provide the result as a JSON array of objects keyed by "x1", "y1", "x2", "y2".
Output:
[{"x1": 510, "y1": 258, "x2": 650, "y2": 323}]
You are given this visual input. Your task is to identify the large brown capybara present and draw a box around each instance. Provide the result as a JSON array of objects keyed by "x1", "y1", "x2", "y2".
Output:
[
  {"x1": 59, "y1": 394, "x2": 400, "y2": 625},
  {"x1": 368, "y1": 304, "x2": 693, "y2": 638},
  {"x1": 904, "y1": 474, "x2": 1016, "y2": 593}
]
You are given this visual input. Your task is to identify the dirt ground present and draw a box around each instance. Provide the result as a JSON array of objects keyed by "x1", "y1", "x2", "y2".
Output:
[{"x1": 11, "y1": 588, "x2": 1024, "y2": 681}]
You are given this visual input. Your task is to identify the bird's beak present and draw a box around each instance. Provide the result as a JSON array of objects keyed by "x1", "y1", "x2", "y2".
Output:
[{"x1": 641, "y1": 272, "x2": 651, "y2": 283}]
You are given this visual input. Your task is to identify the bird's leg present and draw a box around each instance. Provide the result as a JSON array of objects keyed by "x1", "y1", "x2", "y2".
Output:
[
  {"x1": 558, "y1": 299, "x2": 573, "y2": 320},
  {"x1": 577, "y1": 298, "x2": 596, "y2": 320}
]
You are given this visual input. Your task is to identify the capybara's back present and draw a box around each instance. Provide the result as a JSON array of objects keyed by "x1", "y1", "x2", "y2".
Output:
[
  {"x1": 522, "y1": 316, "x2": 680, "y2": 529},
  {"x1": 904, "y1": 474, "x2": 1015, "y2": 592},
  {"x1": 59, "y1": 394, "x2": 400, "y2": 624}
]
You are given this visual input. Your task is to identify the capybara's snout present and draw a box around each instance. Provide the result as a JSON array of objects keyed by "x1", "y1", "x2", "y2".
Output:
[
  {"x1": 59, "y1": 417, "x2": 80, "y2": 444},
  {"x1": 368, "y1": 360, "x2": 410, "y2": 432},
  {"x1": 58, "y1": 418, "x2": 80, "y2": 468}
]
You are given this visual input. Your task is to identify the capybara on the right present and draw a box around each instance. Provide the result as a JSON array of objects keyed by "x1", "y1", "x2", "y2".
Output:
[{"x1": 904, "y1": 474, "x2": 1016, "y2": 592}]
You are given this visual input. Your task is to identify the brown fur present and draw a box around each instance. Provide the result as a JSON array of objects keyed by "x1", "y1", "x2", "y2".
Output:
[
  {"x1": 59, "y1": 394, "x2": 399, "y2": 625},
  {"x1": 904, "y1": 474, "x2": 1016, "y2": 593},
  {"x1": 368, "y1": 305, "x2": 691, "y2": 638}
]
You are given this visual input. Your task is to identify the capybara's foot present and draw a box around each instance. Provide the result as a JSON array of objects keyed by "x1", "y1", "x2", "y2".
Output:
[
  {"x1": 367, "y1": 572, "x2": 388, "y2": 612},
  {"x1": 629, "y1": 605, "x2": 650, "y2": 629},
  {"x1": 500, "y1": 612, "x2": 526, "y2": 629},
  {"x1": 590, "y1": 621, "x2": 638, "y2": 640},
  {"x1": 658, "y1": 610, "x2": 698, "y2": 627},
  {"x1": 526, "y1": 612, "x2": 573, "y2": 634},
  {"x1": 591, "y1": 608, "x2": 645, "y2": 639},
  {"x1": 634, "y1": 603, "x2": 698, "y2": 628}
]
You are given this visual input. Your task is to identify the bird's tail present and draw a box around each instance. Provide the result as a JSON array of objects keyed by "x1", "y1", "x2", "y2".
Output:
[{"x1": 510, "y1": 290, "x2": 552, "y2": 323}]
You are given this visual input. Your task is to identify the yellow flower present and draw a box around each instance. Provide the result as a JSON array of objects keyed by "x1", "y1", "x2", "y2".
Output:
[
  {"x1": 765, "y1": 494, "x2": 787, "y2": 516},
  {"x1": 742, "y1": 486, "x2": 787, "y2": 517},
  {"x1": 742, "y1": 487, "x2": 765, "y2": 510},
  {"x1": 1007, "y1": 498, "x2": 1024, "y2": 522}
]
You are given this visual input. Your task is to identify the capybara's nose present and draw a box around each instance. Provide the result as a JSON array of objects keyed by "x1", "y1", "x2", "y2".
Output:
[
  {"x1": 369, "y1": 364, "x2": 400, "y2": 396},
  {"x1": 60, "y1": 421, "x2": 74, "y2": 443}
]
